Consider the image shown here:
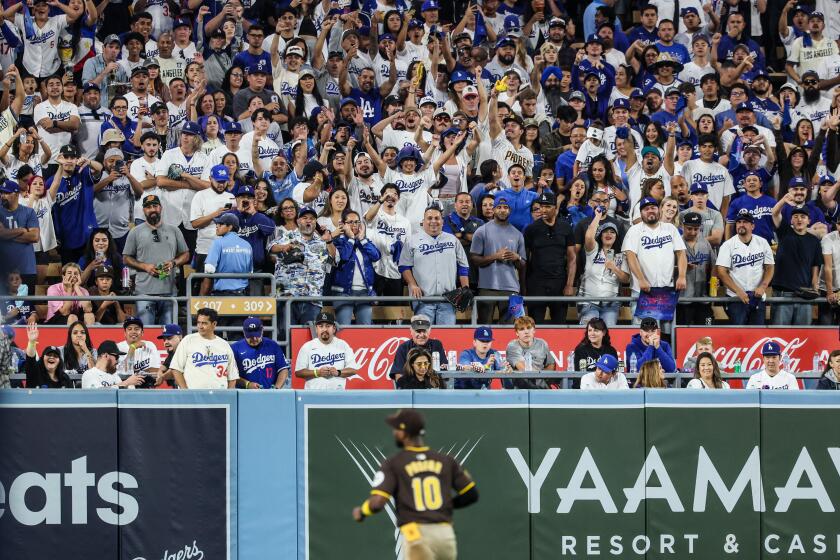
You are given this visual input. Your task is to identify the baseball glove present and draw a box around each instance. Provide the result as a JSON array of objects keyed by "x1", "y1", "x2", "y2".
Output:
[
  {"x1": 443, "y1": 287, "x2": 474, "y2": 313},
  {"x1": 167, "y1": 164, "x2": 184, "y2": 180}
]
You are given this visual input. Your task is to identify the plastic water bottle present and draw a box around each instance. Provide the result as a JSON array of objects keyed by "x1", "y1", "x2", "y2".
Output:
[
  {"x1": 567, "y1": 351, "x2": 574, "y2": 372},
  {"x1": 812, "y1": 352, "x2": 820, "y2": 373},
  {"x1": 447, "y1": 350, "x2": 457, "y2": 370},
  {"x1": 432, "y1": 351, "x2": 440, "y2": 372},
  {"x1": 733, "y1": 359, "x2": 741, "y2": 374},
  {"x1": 630, "y1": 354, "x2": 638, "y2": 374},
  {"x1": 782, "y1": 353, "x2": 791, "y2": 371},
  {"x1": 525, "y1": 353, "x2": 533, "y2": 371}
]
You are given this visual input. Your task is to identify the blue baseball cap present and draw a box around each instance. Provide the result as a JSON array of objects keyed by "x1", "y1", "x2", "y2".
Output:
[
  {"x1": 224, "y1": 121, "x2": 243, "y2": 134},
  {"x1": 595, "y1": 354, "x2": 618, "y2": 374},
  {"x1": 421, "y1": 0, "x2": 438, "y2": 10},
  {"x1": 379, "y1": 33, "x2": 396, "y2": 42},
  {"x1": 339, "y1": 97, "x2": 358, "y2": 108},
  {"x1": 680, "y1": 6, "x2": 699, "y2": 16},
  {"x1": 210, "y1": 164, "x2": 230, "y2": 182},
  {"x1": 612, "y1": 98, "x2": 630, "y2": 109},
  {"x1": 449, "y1": 69, "x2": 471, "y2": 85},
  {"x1": 793, "y1": 4, "x2": 811, "y2": 15},
  {"x1": 214, "y1": 212, "x2": 240, "y2": 228},
  {"x1": 495, "y1": 36, "x2": 516, "y2": 49},
  {"x1": 639, "y1": 196, "x2": 659, "y2": 209},
  {"x1": 690, "y1": 182, "x2": 708, "y2": 194},
  {"x1": 474, "y1": 326, "x2": 493, "y2": 342},
  {"x1": 173, "y1": 17, "x2": 191, "y2": 29},
  {"x1": 818, "y1": 173, "x2": 835, "y2": 185},
  {"x1": 504, "y1": 14, "x2": 521, "y2": 31},
  {"x1": 247, "y1": 62, "x2": 269, "y2": 75},
  {"x1": 298, "y1": 206, "x2": 317, "y2": 218},
  {"x1": 243, "y1": 317, "x2": 264, "y2": 336},
  {"x1": 408, "y1": 18, "x2": 425, "y2": 29},
  {"x1": 157, "y1": 324, "x2": 183, "y2": 339},
  {"x1": 123, "y1": 315, "x2": 143, "y2": 329},
  {"x1": 734, "y1": 209, "x2": 754, "y2": 223},
  {"x1": 735, "y1": 102, "x2": 754, "y2": 113},
  {"x1": 761, "y1": 341, "x2": 781, "y2": 356},
  {"x1": 629, "y1": 88, "x2": 645, "y2": 99},
  {"x1": 1, "y1": 324, "x2": 14, "y2": 339},
  {"x1": 0, "y1": 180, "x2": 20, "y2": 193},
  {"x1": 181, "y1": 121, "x2": 202, "y2": 136},
  {"x1": 234, "y1": 184, "x2": 255, "y2": 197},
  {"x1": 493, "y1": 196, "x2": 510, "y2": 208},
  {"x1": 788, "y1": 176, "x2": 807, "y2": 188}
]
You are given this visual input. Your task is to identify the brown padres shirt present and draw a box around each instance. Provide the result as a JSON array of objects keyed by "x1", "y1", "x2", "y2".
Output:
[{"x1": 371, "y1": 445, "x2": 475, "y2": 527}]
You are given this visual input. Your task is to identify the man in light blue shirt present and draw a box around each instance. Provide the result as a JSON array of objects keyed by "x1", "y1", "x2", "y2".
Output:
[{"x1": 205, "y1": 213, "x2": 253, "y2": 294}]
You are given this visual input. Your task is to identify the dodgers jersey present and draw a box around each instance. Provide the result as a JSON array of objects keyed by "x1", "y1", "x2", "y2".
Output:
[
  {"x1": 170, "y1": 333, "x2": 239, "y2": 389},
  {"x1": 231, "y1": 338, "x2": 289, "y2": 388},
  {"x1": 295, "y1": 337, "x2": 360, "y2": 390}
]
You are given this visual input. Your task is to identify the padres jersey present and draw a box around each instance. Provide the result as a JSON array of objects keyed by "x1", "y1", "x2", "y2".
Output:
[{"x1": 371, "y1": 446, "x2": 474, "y2": 527}]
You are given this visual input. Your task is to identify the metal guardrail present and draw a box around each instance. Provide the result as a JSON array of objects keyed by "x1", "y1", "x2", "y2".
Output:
[
  {"x1": 6, "y1": 294, "x2": 181, "y2": 326},
  {"x1": 436, "y1": 370, "x2": 825, "y2": 390}
]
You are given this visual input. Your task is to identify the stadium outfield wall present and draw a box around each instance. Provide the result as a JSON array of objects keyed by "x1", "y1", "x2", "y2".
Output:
[{"x1": 1, "y1": 390, "x2": 840, "y2": 559}]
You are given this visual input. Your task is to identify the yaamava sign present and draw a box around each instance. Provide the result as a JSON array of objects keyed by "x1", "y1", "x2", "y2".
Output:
[{"x1": 303, "y1": 391, "x2": 840, "y2": 560}]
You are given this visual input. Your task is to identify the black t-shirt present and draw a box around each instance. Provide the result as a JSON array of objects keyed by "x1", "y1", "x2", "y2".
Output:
[
  {"x1": 523, "y1": 219, "x2": 575, "y2": 280},
  {"x1": 396, "y1": 374, "x2": 439, "y2": 389},
  {"x1": 573, "y1": 342, "x2": 619, "y2": 373},
  {"x1": 771, "y1": 229, "x2": 822, "y2": 292},
  {"x1": 389, "y1": 339, "x2": 448, "y2": 379}
]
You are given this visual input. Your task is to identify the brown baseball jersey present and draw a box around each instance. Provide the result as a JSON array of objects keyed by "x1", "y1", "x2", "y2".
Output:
[{"x1": 371, "y1": 445, "x2": 475, "y2": 527}]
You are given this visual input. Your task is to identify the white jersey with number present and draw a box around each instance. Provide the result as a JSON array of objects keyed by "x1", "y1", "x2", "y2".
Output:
[
  {"x1": 680, "y1": 159, "x2": 735, "y2": 210},
  {"x1": 715, "y1": 235, "x2": 775, "y2": 295},
  {"x1": 746, "y1": 369, "x2": 800, "y2": 390},
  {"x1": 170, "y1": 333, "x2": 239, "y2": 389},
  {"x1": 15, "y1": 14, "x2": 67, "y2": 77},
  {"x1": 117, "y1": 340, "x2": 162, "y2": 376},
  {"x1": 621, "y1": 221, "x2": 686, "y2": 291},
  {"x1": 155, "y1": 147, "x2": 209, "y2": 230},
  {"x1": 34, "y1": 99, "x2": 79, "y2": 165},
  {"x1": 294, "y1": 336, "x2": 359, "y2": 390}
]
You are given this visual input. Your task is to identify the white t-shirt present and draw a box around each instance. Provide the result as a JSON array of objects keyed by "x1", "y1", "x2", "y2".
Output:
[
  {"x1": 124, "y1": 92, "x2": 161, "y2": 122},
  {"x1": 156, "y1": 148, "x2": 209, "y2": 229},
  {"x1": 172, "y1": 42, "x2": 197, "y2": 63},
  {"x1": 679, "y1": 62, "x2": 715, "y2": 95},
  {"x1": 821, "y1": 231, "x2": 840, "y2": 292},
  {"x1": 602, "y1": 126, "x2": 643, "y2": 161},
  {"x1": 580, "y1": 372, "x2": 630, "y2": 390},
  {"x1": 189, "y1": 188, "x2": 236, "y2": 254},
  {"x1": 574, "y1": 139, "x2": 607, "y2": 172},
  {"x1": 292, "y1": 181, "x2": 328, "y2": 215},
  {"x1": 235, "y1": 132, "x2": 281, "y2": 174},
  {"x1": 170, "y1": 333, "x2": 239, "y2": 389},
  {"x1": 117, "y1": 340, "x2": 162, "y2": 376},
  {"x1": 579, "y1": 246, "x2": 628, "y2": 299},
  {"x1": 294, "y1": 336, "x2": 360, "y2": 390},
  {"x1": 129, "y1": 156, "x2": 160, "y2": 224},
  {"x1": 719, "y1": 124, "x2": 776, "y2": 154},
  {"x1": 34, "y1": 99, "x2": 80, "y2": 165},
  {"x1": 81, "y1": 367, "x2": 121, "y2": 389},
  {"x1": 491, "y1": 135, "x2": 534, "y2": 177},
  {"x1": 715, "y1": 235, "x2": 775, "y2": 295},
  {"x1": 680, "y1": 159, "x2": 735, "y2": 209},
  {"x1": 21, "y1": 194, "x2": 57, "y2": 252},
  {"x1": 626, "y1": 162, "x2": 672, "y2": 209},
  {"x1": 621, "y1": 221, "x2": 687, "y2": 291},
  {"x1": 746, "y1": 369, "x2": 800, "y2": 390},
  {"x1": 687, "y1": 378, "x2": 731, "y2": 389},
  {"x1": 386, "y1": 167, "x2": 436, "y2": 235}
]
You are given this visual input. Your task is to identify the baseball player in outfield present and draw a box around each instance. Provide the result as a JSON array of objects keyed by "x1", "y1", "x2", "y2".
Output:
[
  {"x1": 169, "y1": 307, "x2": 239, "y2": 389},
  {"x1": 352, "y1": 409, "x2": 479, "y2": 560}
]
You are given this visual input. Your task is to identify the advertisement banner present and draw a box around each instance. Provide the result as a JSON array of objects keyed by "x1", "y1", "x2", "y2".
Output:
[
  {"x1": 117, "y1": 391, "x2": 236, "y2": 560},
  {"x1": 529, "y1": 392, "x2": 646, "y2": 559},
  {"x1": 301, "y1": 393, "x2": 530, "y2": 560},
  {"x1": 290, "y1": 327, "x2": 639, "y2": 389},
  {"x1": 0, "y1": 395, "x2": 119, "y2": 558},
  {"x1": 674, "y1": 327, "x2": 838, "y2": 387}
]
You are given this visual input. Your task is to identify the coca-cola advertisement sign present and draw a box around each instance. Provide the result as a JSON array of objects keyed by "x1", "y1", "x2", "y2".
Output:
[
  {"x1": 289, "y1": 327, "x2": 638, "y2": 389},
  {"x1": 675, "y1": 327, "x2": 838, "y2": 379}
]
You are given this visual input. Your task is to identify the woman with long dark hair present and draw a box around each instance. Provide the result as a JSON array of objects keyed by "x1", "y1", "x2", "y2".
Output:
[
  {"x1": 274, "y1": 197, "x2": 299, "y2": 235},
  {"x1": 579, "y1": 210, "x2": 629, "y2": 325},
  {"x1": 221, "y1": 67, "x2": 245, "y2": 101},
  {"x1": 24, "y1": 325, "x2": 73, "y2": 389},
  {"x1": 816, "y1": 350, "x2": 840, "y2": 390},
  {"x1": 78, "y1": 228, "x2": 124, "y2": 287},
  {"x1": 288, "y1": 67, "x2": 324, "y2": 119},
  {"x1": 587, "y1": 154, "x2": 628, "y2": 216},
  {"x1": 254, "y1": 178, "x2": 278, "y2": 216},
  {"x1": 687, "y1": 352, "x2": 729, "y2": 389},
  {"x1": 396, "y1": 347, "x2": 442, "y2": 389},
  {"x1": 60, "y1": 321, "x2": 96, "y2": 378},
  {"x1": 0, "y1": 126, "x2": 51, "y2": 180},
  {"x1": 573, "y1": 317, "x2": 618, "y2": 372}
]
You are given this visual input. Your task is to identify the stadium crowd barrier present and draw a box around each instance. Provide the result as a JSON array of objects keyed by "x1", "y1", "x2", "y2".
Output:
[{"x1": 2, "y1": 390, "x2": 839, "y2": 559}]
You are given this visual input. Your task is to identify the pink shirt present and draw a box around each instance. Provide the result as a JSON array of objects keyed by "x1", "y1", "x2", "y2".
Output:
[{"x1": 46, "y1": 283, "x2": 89, "y2": 321}]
